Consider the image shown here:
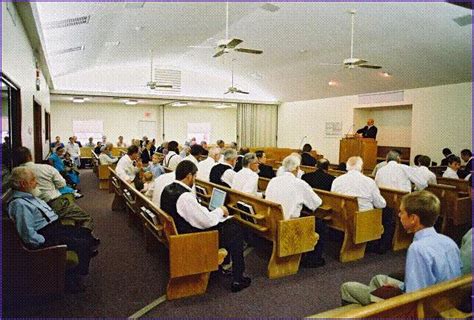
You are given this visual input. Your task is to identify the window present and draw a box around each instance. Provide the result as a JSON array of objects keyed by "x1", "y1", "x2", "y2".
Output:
[
  {"x1": 187, "y1": 122, "x2": 211, "y2": 144},
  {"x1": 72, "y1": 120, "x2": 103, "y2": 145}
]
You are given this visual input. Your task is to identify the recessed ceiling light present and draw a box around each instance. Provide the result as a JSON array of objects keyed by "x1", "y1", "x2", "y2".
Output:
[
  {"x1": 124, "y1": 99, "x2": 138, "y2": 105},
  {"x1": 104, "y1": 41, "x2": 120, "y2": 47},
  {"x1": 134, "y1": 26, "x2": 143, "y2": 31},
  {"x1": 381, "y1": 72, "x2": 392, "y2": 78},
  {"x1": 328, "y1": 80, "x2": 337, "y2": 86},
  {"x1": 172, "y1": 102, "x2": 188, "y2": 107},
  {"x1": 72, "y1": 97, "x2": 85, "y2": 103}
]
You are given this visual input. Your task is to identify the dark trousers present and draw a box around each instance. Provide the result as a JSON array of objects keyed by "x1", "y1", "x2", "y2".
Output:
[
  {"x1": 38, "y1": 221, "x2": 94, "y2": 275},
  {"x1": 302, "y1": 218, "x2": 327, "y2": 263},
  {"x1": 215, "y1": 219, "x2": 245, "y2": 282}
]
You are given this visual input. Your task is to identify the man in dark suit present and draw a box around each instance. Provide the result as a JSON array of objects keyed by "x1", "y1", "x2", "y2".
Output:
[
  {"x1": 301, "y1": 158, "x2": 335, "y2": 191},
  {"x1": 301, "y1": 144, "x2": 317, "y2": 166},
  {"x1": 234, "y1": 147, "x2": 250, "y2": 172},
  {"x1": 356, "y1": 118, "x2": 378, "y2": 139},
  {"x1": 440, "y1": 148, "x2": 453, "y2": 166},
  {"x1": 459, "y1": 149, "x2": 472, "y2": 179},
  {"x1": 256, "y1": 150, "x2": 275, "y2": 179}
]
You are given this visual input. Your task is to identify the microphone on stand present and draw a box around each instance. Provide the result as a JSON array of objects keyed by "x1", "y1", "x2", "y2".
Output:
[
  {"x1": 299, "y1": 136, "x2": 308, "y2": 149},
  {"x1": 346, "y1": 124, "x2": 355, "y2": 136}
]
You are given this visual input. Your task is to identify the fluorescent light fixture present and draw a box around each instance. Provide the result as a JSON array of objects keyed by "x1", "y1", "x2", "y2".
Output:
[
  {"x1": 172, "y1": 102, "x2": 188, "y2": 107},
  {"x1": 104, "y1": 41, "x2": 120, "y2": 47},
  {"x1": 72, "y1": 97, "x2": 85, "y2": 103},
  {"x1": 134, "y1": 26, "x2": 143, "y2": 31},
  {"x1": 124, "y1": 99, "x2": 138, "y2": 105}
]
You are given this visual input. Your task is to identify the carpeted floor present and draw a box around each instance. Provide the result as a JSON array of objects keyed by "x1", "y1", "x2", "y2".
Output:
[{"x1": 3, "y1": 169, "x2": 407, "y2": 318}]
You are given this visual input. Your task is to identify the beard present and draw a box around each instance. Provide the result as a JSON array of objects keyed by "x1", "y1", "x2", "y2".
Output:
[{"x1": 31, "y1": 187, "x2": 42, "y2": 198}]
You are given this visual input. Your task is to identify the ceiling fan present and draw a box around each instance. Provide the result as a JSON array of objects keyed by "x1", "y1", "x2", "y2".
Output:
[
  {"x1": 190, "y1": 2, "x2": 263, "y2": 58},
  {"x1": 320, "y1": 10, "x2": 382, "y2": 70},
  {"x1": 146, "y1": 50, "x2": 173, "y2": 90},
  {"x1": 225, "y1": 59, "x2": 249, "y2": 95}
]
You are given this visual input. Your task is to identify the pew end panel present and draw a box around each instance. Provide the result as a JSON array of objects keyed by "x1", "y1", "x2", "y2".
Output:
[
  {"x1": 353, "y1": 209, "x2": 383, "y2": 244},
  {"x1": 109, "y1": 169, "x2": 125, "y2": 211},
  {"x1": 97, "y1": 164, "x2": 116, "y2": 190}
]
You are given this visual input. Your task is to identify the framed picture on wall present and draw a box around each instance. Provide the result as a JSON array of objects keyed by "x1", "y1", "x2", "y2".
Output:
[{"x1": 325, "y1": 121, "x2": 342, "y2": 137}]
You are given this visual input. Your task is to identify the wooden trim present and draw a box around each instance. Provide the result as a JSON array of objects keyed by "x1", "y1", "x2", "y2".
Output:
[{"x1": 1, "y1": 72, "x2": 22, "y2": 166}]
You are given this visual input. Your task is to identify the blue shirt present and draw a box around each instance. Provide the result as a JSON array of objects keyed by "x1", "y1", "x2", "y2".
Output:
[
  {"x1": 404, "y1": 227, "x2": 461, "y2": 292},
  {"x1": 49, "y1": 152, "x2": 65, "y2": 172},
  {"x1": 147, "y1": 163, "x2": 165, "y2": 179},
  {"x1": 8, "y1": 191, "x2": 59, "y2": 247}
]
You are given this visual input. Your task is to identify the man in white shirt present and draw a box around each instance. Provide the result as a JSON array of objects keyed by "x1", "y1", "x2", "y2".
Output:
[
  {"x1": 183, "y1": 144, "x2": 203, "y2": 166},
  {"x1": 231, "y1": 153, "x2": 262, "y2": 198},
  {"x1": 332, "y1": 157, "x2": 391, "y2": 254},
  {"x1": 443, "y1": 155, "x2": 461, "y2": 179},
  {"x1": 160, "y1": 160, "x2": 251, "y2": 292},
  {"x1": 65, "y1": 136, "x2": 81, "y2": 167},
  {"x1": 414, "y1": 155, "x2": 437, "y2": 189},
  {"x1": 115, "y1": 145, "x2": 142, "y2": 189},
  {"x1": 209, "y1": 149, "x2": 237, "y2": 187},
  {"x1": 266, "y1": 155, "x2": 325, "y2": 267},
  {"x1": 276, "y1": 152, "x2": 304, "y2": 178},
  {"x1": 197, "y1": 147, "x2": 221, "y2": 181},
  {"x1": 151, "y1": 171, "x2": 176, "y2": 208},
  {"x1": 375, "y1": 151, "x2": 428, "y2": 192},
  {"x1": 163, "y1": 140, "x2": 181, "y2": 171}
]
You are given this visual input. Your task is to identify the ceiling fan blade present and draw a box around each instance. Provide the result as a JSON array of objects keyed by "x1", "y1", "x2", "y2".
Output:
[
  {"x1": 353, "y1": 59, "x2": 368, "y2": 65},
  {"x1": 236, "y1": 90, "x2": 249, "y2": 94},
  {"x1": 234, "y1": 48, "x2": 263, "y2": 55},
  {"x1": 155, "y1": 84, "x2": 173, "y2": 88},
  {"x1": 224, "y1": 90, "x2": 231, "y2": 95},
  {"x1": 213, "y1": 49, "x2": 226, "y2": 58},
  {"x1": 226, "y1": 38, "x2": 243, "y2": 49},
  {"x1": 358, "y1": 64, "x2": 382, "y2": 69}
]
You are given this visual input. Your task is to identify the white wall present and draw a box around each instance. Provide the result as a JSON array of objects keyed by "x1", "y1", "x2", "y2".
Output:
[
  {"x1": 278, "y1": 82, "x2": 472, "y2": 164},
  {"x1": 50, "y1": 102, "x2": 162, "y2": 145},
  {"x1": 50, "y1": 102, "x2": 237, "y2": 146},
  {"x1": 2, "y1": 2, "x2": 51, "y2": 159}
]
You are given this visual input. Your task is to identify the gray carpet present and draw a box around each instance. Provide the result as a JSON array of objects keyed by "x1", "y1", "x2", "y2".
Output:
[{"x1": 3, "y1": 170, "x2": 407, "y2": 318}]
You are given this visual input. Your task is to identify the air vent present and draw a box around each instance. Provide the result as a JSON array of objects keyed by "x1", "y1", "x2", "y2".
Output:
[
  {"x1": 453, "y1": 15, "x2": 472, "y2": 27},
  {"x1": 260, "y1": 3, "x2": 280, "y2": 12},
  {"x1": 51, "y1": 46, "x2": 85, "y2": 56},
  {"x1": 154, "y1": 68, "x2": 181, "y2": 94},
  {"x1": 45, "y1": 16, "x2": 90, "y2": 29},
  {"x1": 358, "y1": 90, "x2": 404, "y2": 105}
]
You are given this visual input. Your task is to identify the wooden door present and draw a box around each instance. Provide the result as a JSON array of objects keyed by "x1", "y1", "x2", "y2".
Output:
[{"x1": 33, "y1": 99, "x2": 43, "y2": 163}]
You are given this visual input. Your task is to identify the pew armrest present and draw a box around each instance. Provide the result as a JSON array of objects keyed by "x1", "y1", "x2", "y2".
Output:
[
  {"x1": 353, "y1": 209, "x2": 383, "y2": 244},
  {"x1": 277, "y1": 216, "x2": 318, "y2": 257},
  {"x1": 169, "y1": 231, "x2": 219, "y2": 277}
]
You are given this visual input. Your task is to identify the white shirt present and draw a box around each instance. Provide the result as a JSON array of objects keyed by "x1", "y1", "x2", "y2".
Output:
[
  {"x1": 21, "y1": 162, "x2": 66, "y2": 202},
  {"x1": 276, "y1": 166, "x2": 304, "y2": 179},
  {"x1": 164, "y1": 151, "x2": 181, "y2": 171},
  {"x1": 197, "y1": 157, "x2": 216, "y2": 181},
  {"x1": 375, "y1": 161, "x2": 428, "y2": 192},
  {"x1": 65, "y1": 142, "x2": 80, "y2": 158},
  {"x1": 174, "y1": 181, "x2": 228, "y2": 230},
  {"x1": 332, "y1": 170, "x2": 386, "y2": 211},
  {"x1": 414, "y1": 166, "x2": 437, "y2": 189},
  {"x1": 266, "y1": 172, "x2": 322, "y2": 220},
  {"x1": 231, "y1": 168, "x2": 262, "y2": 198},
  {"x1": 183, "y1": 154, "x2": 199, "y2": 166},
  {"x1": 116, "y1": 154, "x2": 139, "y2": 182},
  {"x1": 442, "y1": 167, "x2": 460, "y2": 179},
  {"x1": 99, "y1": 153, "x2": 118, "y2": 165},
  {"x1": 151, "y1": 172, "x2": 176, "y2": 208},
  {"x1": 372, "y1": 161, "x2": 387, "y2": 176},
  {"x1": 219, "y1": 162, "x2": 236, "y2": 187}
]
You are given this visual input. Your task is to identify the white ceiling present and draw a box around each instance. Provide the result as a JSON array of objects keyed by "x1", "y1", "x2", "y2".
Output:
[{"x1": 32, "y1": 2, "x2": 472, "y2": 102}]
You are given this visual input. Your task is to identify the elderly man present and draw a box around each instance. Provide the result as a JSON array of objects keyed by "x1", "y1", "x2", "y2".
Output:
[
  {"x1": 210, "y1": 149, "x2": 238, "y2": 188},
  {"x1": 66, "y1": 136, "x2": 81, "y2": 167},
  {"x1": 266, "y1": 155, "x2": 325, "y2": 267},
  {"x1": 276, "y1": 152, "x2": 304, "y2": 178},
  {"x1": 8, "y1": 167, "x2": 99, "y2": 291},
  {"x1": 197, "y1": 147, "x2": 220, "y2": 182},
  {"x1": 16, "y1": 147, "x2": 94, "y2": 230},
  {"x1": 341, "y1": 191, "x2": 461, "y2": 305},
  {"x1": 302, "y1": 158, "x2": 335, "y2": 191},
  {"x1": 375, "y1": 150, "x2": 428, "y2": 192},
  {"x1": 356, "y1": 118, "x2": 378, "y2": 139},
  {"x1": 116, "y1": 145, "x2": 143, "y2": 189},
  {"x1": 99, "y1": 143, "x2": 118, "y2": 165},
  {"x1": 231, "y1": 153, "x2": 262, "y2": 198}
]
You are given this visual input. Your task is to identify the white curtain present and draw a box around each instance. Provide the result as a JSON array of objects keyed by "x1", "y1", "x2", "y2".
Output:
[{"x1": 237, "y1": 103, "x2": 278, "y2": 147}]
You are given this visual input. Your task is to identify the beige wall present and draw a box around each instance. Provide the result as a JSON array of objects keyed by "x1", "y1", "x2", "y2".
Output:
[
  {"x1": 2, "y1": 2, "x2": 51, "y2": 159},
  {"x1": 278, "y1": 82, "x2": 472, "y2": 164}
]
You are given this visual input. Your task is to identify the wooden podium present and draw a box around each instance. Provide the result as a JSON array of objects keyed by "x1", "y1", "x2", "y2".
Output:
[{"x1": 339, "y1": 137, "x2": 377, "y2": 170}]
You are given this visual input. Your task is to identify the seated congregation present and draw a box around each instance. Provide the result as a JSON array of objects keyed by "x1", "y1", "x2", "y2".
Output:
[{"x1": 4, "y1": 136, "x2": 472, "y2": 317}]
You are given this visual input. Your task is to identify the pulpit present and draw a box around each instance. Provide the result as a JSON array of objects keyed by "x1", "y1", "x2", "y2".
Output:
[{"x1": 339, "y1": 136, "x2": 377, "y2": 170}]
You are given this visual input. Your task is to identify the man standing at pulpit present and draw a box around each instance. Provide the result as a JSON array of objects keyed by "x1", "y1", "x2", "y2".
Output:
[{"x1": 356, "y1": 118, "x2": 378, "y2": 139}]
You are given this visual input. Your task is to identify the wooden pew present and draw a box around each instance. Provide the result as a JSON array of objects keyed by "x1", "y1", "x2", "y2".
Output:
[
  {"x1": 312, "y1": 189, "x2": 383, "y2": 262},
  {"x1": 91, "y1": 151, "x2": 99, "y2": 174},
  {"x1": 79, "y1": 147, "x2": 93, "y2": 168},
  {"x1": 429, "y1": 165, "x2": 447, "y2": 177},
  {"x1": 111, "y1": 147, "x2": 127, "y2": 157},
  {"x1": 195, "y1": 178, "x2": 318, "y2": 279},
  {"x1": 437, "y1": 176, "x2": 471, "y2": 197},
  {"x1": 97, "y1": 163, "x2": 116, "y2": 190},
  {"x1": 426, "y1": 183, "x2": 472, "y2": 240},
  {"x1": 307, "y1": 274, "x2": 472, "y2": 319},
  {"x1": 249, "y1": 147, "x2": 322, "y2": 163},
  {"x1": 108, "y1": 168, "x2": 227, "y2": 300},
  {"x1": 378, "y1": 187, "x2": 413, "y2": 251}
]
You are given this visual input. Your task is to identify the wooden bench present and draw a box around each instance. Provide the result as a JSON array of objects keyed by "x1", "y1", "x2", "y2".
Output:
[
  {"x1": 377, "y1": 146, "x2": 410, "y2": 165},
  {"x1": 312, "y1": 189, "x2": 383, "y2": 262},
  {"x1": 378, "y1": 187, "x2": 413, "y2": 251},
  {"x1": 437, "y1": 176, "x2": 471, "y2": 197},
  {"x1": 426, "y1": 183, "x2": 471, "y2": 241},
  {"x1": 307, "y1": 274, "x2": 472, "y2": 318},
  {"x1": 91, "y1": 151, "x2": 117, "y2": 190},
  {"x1": 249, "y1": 147, "x2": 322, "y2": 163},
  {"x1": 429, "y1": 165, "x2": 447, "y2": 176},
  {"x1": 109, "y1": 168, "x2": 227, "y2": 300},
  {"x1": 79, "y1": 147, "x2": 93, "y2": 168},
  {"x1": 195, "y1": 178, "x2": 318, "y2": 279}
]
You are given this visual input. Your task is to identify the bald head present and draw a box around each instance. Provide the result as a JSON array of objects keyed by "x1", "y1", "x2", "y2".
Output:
[
  {"x1": 346, "y1": 156, "x2": 363, "y2": 172},
  {"x1": 367, "y1": 118, "x2": 375, "y2": 126}
]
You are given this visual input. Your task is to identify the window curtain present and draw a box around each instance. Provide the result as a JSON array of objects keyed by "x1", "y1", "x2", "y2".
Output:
[{"x1": 237, "y1": 103, "x2": 278, "y2": 148}]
